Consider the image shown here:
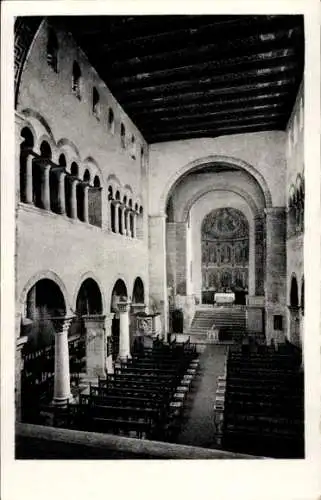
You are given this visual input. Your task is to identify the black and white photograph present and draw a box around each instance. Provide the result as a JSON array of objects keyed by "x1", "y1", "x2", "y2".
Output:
[{"x1": 2, "y1": 2, "x2": 321, "y2": 500}]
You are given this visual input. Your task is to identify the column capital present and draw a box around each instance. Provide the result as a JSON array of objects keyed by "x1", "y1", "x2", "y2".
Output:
[
  {"x1": 118, "y1": 301, "x2": 131, "y2": 313},
  {"x1": 50, "y1": 316, "x2": 75, "y2": 333}
]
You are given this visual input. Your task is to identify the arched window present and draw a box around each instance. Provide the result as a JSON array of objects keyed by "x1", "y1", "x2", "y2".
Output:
[
  {"x1": 72, "y1": 61, "x2": 82, "y2": 99},
  {"x1": 120, "y1": 123, "x2": 126, "y2": 148},
  {"x1": 47, "y1": 27, "x2": 58, "y2": 72},
  {"x1": 83, "y1": 169, "x2": 91, "y2": 183},
  {"x1": 92, "y1": 87, "x2": 100, "y2": 118},
  {"x1": 20, "y1": 127, "x2": 34, "y2": 203},
  {"x1": 108, "y1": 108, "x2": 115, "y2": 134},
  {"x1": 93, "y1": 175, "x2": 100, "y2": 188},
  {"x1": 108, "y1": 185, "x2": 113, "y2": 201},
  {"x1": 131, "y1": 135, "x2": 136, "y2": 159},
  {"x1": 71, "y1": 162, "x2": 79, "y2": 177},
  {"x1": 58, "y1": 154, "x2": 66, "y2": 168},
  {"x1": 40, "y1": 141, "x2": 52, "y2": 160}
]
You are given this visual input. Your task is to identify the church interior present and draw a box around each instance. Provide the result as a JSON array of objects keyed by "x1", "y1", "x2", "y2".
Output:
[{"x1": 14, "y1": 15, "x2": 305, "y2": 459}]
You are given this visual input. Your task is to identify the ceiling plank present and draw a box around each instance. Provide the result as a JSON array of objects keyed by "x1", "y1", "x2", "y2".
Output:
[
  {"x1": 123, "y1": 78, "x2": 296, "y2": 109},
  {"x1": 114, "y1": 64, "x2": 297, "y2": 100},
  {"x1": 107, "y1": 48, "x2": 297, "y2": 87}
]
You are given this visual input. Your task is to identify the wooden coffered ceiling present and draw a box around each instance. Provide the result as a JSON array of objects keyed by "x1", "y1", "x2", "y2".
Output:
[{"x1": 56, "y1": 15, "x2": 304, "y2": 143}]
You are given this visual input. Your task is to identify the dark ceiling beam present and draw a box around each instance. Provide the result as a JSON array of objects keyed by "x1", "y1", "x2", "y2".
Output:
[
  {"x1": 100, "y1": 15, "x2": 292, "y2": 55},
  {"x1": 107, "y1": 48, "x2": 296, "y2": 87},
  {"x1": 148, "y1": 121, "x2": 281, "y2": 142},
  {"x1": 108, "y1": 26, "x2": 301, "y2": 72},
  {"x1": 139, "y1": 102, "x2": 286, "y2": 125},
  {"x1": 114, "y1": 63, "x2": 297, "y2": 100},
  {"x1": 143, "y1": 111, "x2": 286, "y2": 134},
  {"x1": 122, "y1": 77, "x2": 296, "y2": 109},
  {"x1": 131, "y1": 90, "x2": 290, "y2": 118}
]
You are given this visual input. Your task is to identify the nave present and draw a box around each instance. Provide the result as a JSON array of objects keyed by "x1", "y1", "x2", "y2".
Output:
[{"x1": 17, "y1": 331, "x2": 304, "y2": 459}]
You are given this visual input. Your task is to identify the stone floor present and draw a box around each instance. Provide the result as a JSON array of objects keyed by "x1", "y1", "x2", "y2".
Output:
[{"x1": 175, "y1": 344, "x2": 228, "y2": 449}]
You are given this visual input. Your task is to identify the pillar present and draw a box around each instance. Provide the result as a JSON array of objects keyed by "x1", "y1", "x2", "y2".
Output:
[
  {"x1": 126, "y1": 209, "x2": 131, "y2": 236},
  {"x1": 58, "y1": 169, "x2": 66, "y2": 215},
  {"x1": 118, "y1": 301, "x2": 131, "y2": 360},
  {"x1": 70, "y1": 178, "x2": 78, "y2": 219},
  {"x1": 105, "y1": 313, "x2": 115, "y2": 374},
  {"x1": 83, "y1": 315, "x2": 107, "y2": 378},
  {"x1": 120, "y1": 205, "x2": 125, "y2": 235},
  {"x1": 149, "y1": 214, "x2": 168, "y2": 336},
  {"x1": 265, "y1": 207, "x2": 287, "y2": 341},
  {"x1": 114, "y1": 201, "x2": 119, "y2": 233},
  {"x1": 41, "y1": 162, "x2": 51, "y2": 210},
  {"x1": 25, "y1": 153, "x2": 33, "y2": 204},
  {"x1": 52, "y1": 316, "x2": 74, "y2": 406},
  {"x1": 83, "y1": 184, "x2": 89, "y2": 223},
  {"x1": 132, "y1": 212, "x2": 137, "y2": 238}
]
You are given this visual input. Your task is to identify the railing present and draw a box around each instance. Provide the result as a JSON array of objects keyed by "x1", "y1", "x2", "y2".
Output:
[{"x1": 16, "y1": 423, "x2": 263, "y2": 459}]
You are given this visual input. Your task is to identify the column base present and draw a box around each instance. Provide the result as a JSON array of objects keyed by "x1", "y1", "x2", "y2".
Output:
[{"x1": 52, "y1": 394, "x2": 74, "y2": 407}]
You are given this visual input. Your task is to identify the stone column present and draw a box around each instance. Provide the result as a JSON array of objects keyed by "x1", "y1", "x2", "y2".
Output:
[
  {"x1": 120, "y1": 205, "x2": 126, "y2": 235},
  {"x1": 149, "y1": 214, "x2": 168, "y2": 336},
  {"x1": 83, "y1": 184, "x2": 89, "y2": 223},
  {"x1": 132, "y1": 212, "x2": 137, "y2": 238},
  {"x1": 118, "y1": 301, "x2": 131, "y2": 360},
  {"x1": 114, "y1": 201, "x2": 119, "y2": 233},
  {"x1": 105, "y1": 313, "x2": 115, "y2": 374},
  {"x1": 70, "y1": 178, "x2": 79, "y2": 219},
  {"x1": 83, "y1": 315, "x2": 108, "y2": 378},
  {"x1": 41, "y1": 161, "x2": 51, "y2": 210},
  {"x1": 126, "y1": 209, "x2": 131, "y2": 236},
  {"x1": 15, "y1": 333, "x2": 28, "y2": 422},
  {"x1": 25, "y1": 153, "x2": 33, "y2": 204},
  {"x1": 58, "y1": 169, "x2": 66, "y2": 215},
  {"x1": 52, "y1": 316, "x2": 74, "y2": 406}
]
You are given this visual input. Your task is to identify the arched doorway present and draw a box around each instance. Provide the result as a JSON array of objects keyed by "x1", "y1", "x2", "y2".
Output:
[
  {"x1": 110, "y1": 279, "x2": 128, "y2": 361},
  {"x1": 289, "y1": 274, "x2": 300, "y2": 345},
  {"x1": 201, "y1": 208, "x2": 249, "y2": 304}
]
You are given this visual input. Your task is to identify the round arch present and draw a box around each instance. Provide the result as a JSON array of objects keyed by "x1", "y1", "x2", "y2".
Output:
[
  {"x1": 20, "y1": 109, "x2": 56, "y2": 156},
  {"x1": 75, "y1": 278, "x2": 103, "y2": 315},
  {"x1": 132, "y1": 277, "x2": 145, "y2": 304},
  {"x1": 19, "y1": 270, "x2": 71, "y2": 317},
  {"x1": 72, "y1": 272, "x2": 106, "y2": 314},
  {"x1": 290, "y1": 274, "x2": 299, "y2": 307},
  {"x1": 159, "y1": 155, "x2": 272, "y2": 215},
  {"x1": 180, "y1": 185, "x2": 260, "y2": 223}
]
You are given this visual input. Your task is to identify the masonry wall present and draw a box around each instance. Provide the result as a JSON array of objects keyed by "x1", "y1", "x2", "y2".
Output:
[
  {"x1": 15, "y1": 19, "x2": 149, "y2": 324},
  {"x1": 285, "y1": 83, "x2": 304, "y2": 343},
  {"x1": 148, "y1": 131, "x2": 287, "y2": 215}
]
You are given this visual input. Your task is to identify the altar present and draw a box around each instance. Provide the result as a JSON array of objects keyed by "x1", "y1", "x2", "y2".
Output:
[{"x1": 214, "y1": 292, "x2": 235, "y2": 305}]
